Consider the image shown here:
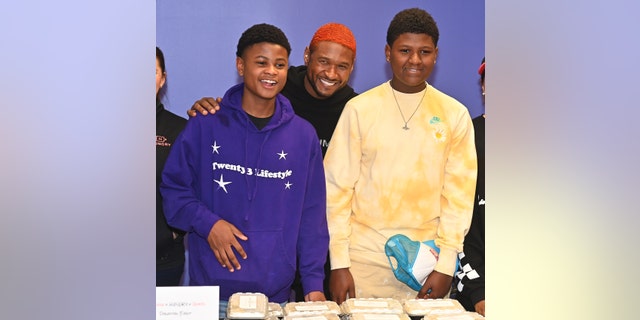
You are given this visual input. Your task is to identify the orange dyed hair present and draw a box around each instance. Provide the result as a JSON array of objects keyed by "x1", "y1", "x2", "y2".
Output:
[{"x1": 309, "y1": 22, "x2": 356, "y2": 56}]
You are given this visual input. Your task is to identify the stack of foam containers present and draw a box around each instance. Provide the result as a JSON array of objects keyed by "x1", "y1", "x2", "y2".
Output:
[
  {"x1": 283, "y1": 301, "x2": 342, "y2": 320},
  {"x1": 340, "y1": 298, "x2": 410, "y2": 320},
  {"x1": 402, "y1": 299, "x2": 484, "y2": 320},
  {"x1": 227, "y1": 292, "x2": 270, "y2": 320}
]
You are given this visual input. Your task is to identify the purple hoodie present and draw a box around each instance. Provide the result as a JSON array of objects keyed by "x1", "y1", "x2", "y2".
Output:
[{"x1": 160, "y1": 83, "x2": 328, "y2": 302}]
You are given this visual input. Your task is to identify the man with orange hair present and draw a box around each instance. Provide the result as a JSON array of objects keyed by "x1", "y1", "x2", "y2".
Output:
[{"x1": 188, "y1": 22, "x2": 358, "y2": 300}]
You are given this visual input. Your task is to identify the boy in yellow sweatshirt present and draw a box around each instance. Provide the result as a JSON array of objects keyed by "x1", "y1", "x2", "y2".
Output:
[{"x1": 324, "y1": 8, "x2": 477, "y2": 303}]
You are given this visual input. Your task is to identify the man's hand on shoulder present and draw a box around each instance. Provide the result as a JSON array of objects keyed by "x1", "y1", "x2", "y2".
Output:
[{"x1": 186, "y1": 97, "x2": 222, "y2": 117}]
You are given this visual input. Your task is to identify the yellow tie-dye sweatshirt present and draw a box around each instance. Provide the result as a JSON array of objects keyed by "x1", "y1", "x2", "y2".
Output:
[{"x1": 324, "y1": 81, "x2": 477, "y2": 294}]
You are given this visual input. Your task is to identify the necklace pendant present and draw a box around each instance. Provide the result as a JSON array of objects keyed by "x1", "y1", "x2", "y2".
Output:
[{"x1": 391, "y1": 82, "x2": 427, "y2": 132}]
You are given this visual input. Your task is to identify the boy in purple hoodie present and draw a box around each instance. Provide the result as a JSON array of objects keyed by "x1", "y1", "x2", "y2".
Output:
[{"x1": 160, "y1": 23, "x2": 329, "y2": 313}]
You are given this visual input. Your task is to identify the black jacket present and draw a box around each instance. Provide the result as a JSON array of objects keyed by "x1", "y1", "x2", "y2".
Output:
[
  {"x1": 156, "y1": 102, "x2": 187, "y2": 269},
  {"x1": 281, "y1": 65, "x2": 357, "y2": 157},
  {"x1": 455, "y1": 115, "x2": 485, "y2": 310}
]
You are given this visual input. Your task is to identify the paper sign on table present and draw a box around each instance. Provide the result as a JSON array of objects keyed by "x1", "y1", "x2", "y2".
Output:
[{"x1": 156, "y1": 286, "x2": 219, "y2": 319}]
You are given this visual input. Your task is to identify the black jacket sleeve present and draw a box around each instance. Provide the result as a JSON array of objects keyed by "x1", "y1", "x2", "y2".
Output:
[
  {"x1": 455, "y1": 116, "x2": 485, "y2": 309},
  {"x1": 456, "y1": 200, "x2": 485, "y2": 307}
]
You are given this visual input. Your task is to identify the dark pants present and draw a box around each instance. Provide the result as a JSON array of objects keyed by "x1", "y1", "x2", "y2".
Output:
[{"x1": 156, "y1": 263, "x2": 185, "y2": 287}]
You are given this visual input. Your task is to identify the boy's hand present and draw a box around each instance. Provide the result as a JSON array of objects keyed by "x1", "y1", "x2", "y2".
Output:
[
  {"x1": 417, "y1": 271, "x2": 452, "y2": 299},
  {"x1": 207, "y1": 219, "x2": 248, "y2": 272}
]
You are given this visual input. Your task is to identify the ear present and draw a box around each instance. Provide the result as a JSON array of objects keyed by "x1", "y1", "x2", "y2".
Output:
[
  {"x1": 236, "y1": 56, "x2": 244, "y2": 77},
  {"x1": 160, "y1": 72, "x2": 166, "y2": 88},
  {"x1": 303, "y1": 47, "x2": 310, "y2": 65},
  {"x1": 384, "y1": 44, "x2": 391, "y2": 62},
  {"x1": 434, "y1": 47, "x2": 439, "y2": 61}
]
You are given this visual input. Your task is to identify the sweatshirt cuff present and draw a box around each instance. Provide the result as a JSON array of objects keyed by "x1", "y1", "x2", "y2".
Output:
[
  {"x1": 302, "y1": 277, "x2": 324, "y2": 296},
  {"x1": 434, "y1": 248, "x2": 458, "y2": 276},
  {"x1": 194, "y1": 210, "x2": 221, "y2": 239},
  {"x1": 329, "y1": 243, "x2": 351, "y2": 270},
  {"x1": 469, "y1": 286, "x2": 485, "y2": 306}
]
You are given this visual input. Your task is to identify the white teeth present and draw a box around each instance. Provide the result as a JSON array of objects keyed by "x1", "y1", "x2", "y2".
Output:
[
  {"x1": 320, "y1": 79, "x2": 336, "y2": 86},
  {"x1": 261, "y1": 79, "x2": 276, "y2": 84}
]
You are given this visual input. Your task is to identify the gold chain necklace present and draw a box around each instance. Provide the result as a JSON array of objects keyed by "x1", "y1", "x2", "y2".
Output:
[{"x1": 391, "y1": 83, "x2": 427, "y2": 130}]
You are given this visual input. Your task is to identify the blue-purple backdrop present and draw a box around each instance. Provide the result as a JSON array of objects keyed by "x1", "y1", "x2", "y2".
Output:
[{"x1": 157, "y1": 0, "x2": 485, "y2": 118}]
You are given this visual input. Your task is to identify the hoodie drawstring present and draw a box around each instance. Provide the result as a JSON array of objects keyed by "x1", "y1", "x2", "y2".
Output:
[{"x1": 243, "y1": 118, "x2": 272, "y2": 221}]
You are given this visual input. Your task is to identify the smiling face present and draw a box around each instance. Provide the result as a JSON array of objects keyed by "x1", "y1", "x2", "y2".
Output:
[
  {"x1": 303, "y1": 41, "x2": 355, "y2": 99},
  {"x1": 385, "y1": 32, "x2": 438, "y2": 93},
  {"x1": 236, "y1": 42, "x2": 289, "y2": 103}
]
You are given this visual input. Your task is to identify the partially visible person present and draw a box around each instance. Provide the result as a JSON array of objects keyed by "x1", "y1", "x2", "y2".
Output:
[
  {"x1": 159, "y1": 23, "x2": 329, "y2": 317},
  {"x1": 188, "y1": 22, "x2": 357, "y2": 157},
  {"x1": 186, "y1": 22, "x2": 358, "y2": 300},
  {"x1": 454, "y1": 57, "x2": 485, "y2": 316},
  {"x1": 324, "y1": 8, "x2": 477, "y2": 304},
  {"x1": 156, "y1": 46, "x2": 187, "y2": 287}
]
